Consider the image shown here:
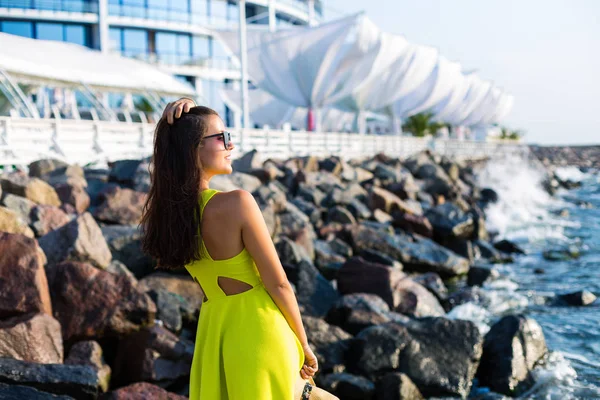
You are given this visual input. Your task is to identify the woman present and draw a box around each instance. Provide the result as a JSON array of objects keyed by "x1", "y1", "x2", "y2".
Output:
[{"x1": 140, "y1": 98, "x2": 318, "y2": 399}]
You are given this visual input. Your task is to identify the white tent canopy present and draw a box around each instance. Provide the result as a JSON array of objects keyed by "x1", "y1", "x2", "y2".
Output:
[
  {"x1": 214, "y1": 13, "x2": 513, "y2": 129},
  {"x1": 0, "y1": 32, "x2": 195, "y2": 96}
]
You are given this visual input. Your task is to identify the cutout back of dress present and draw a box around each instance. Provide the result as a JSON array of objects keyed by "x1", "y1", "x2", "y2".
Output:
[{"x1": 185, "y1": 189, "x2": 263, "y2": 305}]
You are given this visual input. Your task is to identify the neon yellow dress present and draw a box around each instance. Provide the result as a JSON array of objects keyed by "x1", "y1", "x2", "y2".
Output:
[{"x1": 185, "y1": 189, "x2": 305, "y2": 400}]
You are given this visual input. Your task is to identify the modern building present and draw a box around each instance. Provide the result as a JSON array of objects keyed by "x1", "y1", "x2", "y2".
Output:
[{"x1": 0, "y1": 0, "x2": 324, "y2": 124}]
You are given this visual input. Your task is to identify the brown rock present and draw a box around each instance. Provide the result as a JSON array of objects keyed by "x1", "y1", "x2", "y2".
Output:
[
  {"x1": 394, "y1": 278, "x2": 446, "y2": 317},
  {"x1": 0, "y1": 232, "x2": 51, "y2": 317},
  {"x1": 30, "y1": 205, "x2": 71, "y2": 237},
  {"x1": 0, "y1": 206, "x2": 34, "y2": 237},
  {"x1": 1, "y1": 173, "x2": 61, "y2": 206},
  {"x1": 93, "y1": 186, "x2": 147, "y2": 225},
  {"x1": 28, "y1": 159, "x2": 69, "y2": 178},
  {"x1": 391, "y1": 212, "x2": 433, "y2": 238},
  {"x1": 0, "y1": 313, "x2": 63, "y2": 363},
  {"x1": 100, "y1": 382, "x2": 187, "y2": 400},
  {"x1": 55, "y1": 183, "x2": 90, "y2": 214},
  {"x1": 337, "y1": 256, "x2": 405, "y2": 309},
  {"x1": 38, "y1": 212, "x2": 112, "y2": 269},
  {"x1": 46, "y1": 261, "x2": 156, "y2": 341}
]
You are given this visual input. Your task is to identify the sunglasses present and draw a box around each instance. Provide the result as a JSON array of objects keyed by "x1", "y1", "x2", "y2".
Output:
[{"x1": 203, "y1": 131, "x2": 232, "y2": 150}]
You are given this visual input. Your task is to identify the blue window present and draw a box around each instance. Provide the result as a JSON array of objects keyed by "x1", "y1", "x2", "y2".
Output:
[
  {"x1": 65, "y1": 25, "x2": 88, "y2": 46},
  {"x1": 122, "y1": 28, "x2": 148, "y2": 58},
  {"x1": 109, "y1": 28, "x2": 122, "y2": 52},
  {"x1": 156, "y1": 32, "x2": 177, "y2": 63},
  {"x1": 1, "y1": 21, "x2": 33, "y2": 38},
  {"x1": 192, "y1": 35, "x2": 210, "y2": 59},
  {"x1": 36, "y1": 22, "x2": 63, "y2": 42},
  {"x1": 227, "y1": 0, "x2": 239, "y2": 21}
]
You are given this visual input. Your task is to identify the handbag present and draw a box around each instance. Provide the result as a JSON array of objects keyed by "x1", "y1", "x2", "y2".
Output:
[{"x1": 294, "y1": 373, "x2": 340, "y2": 400}]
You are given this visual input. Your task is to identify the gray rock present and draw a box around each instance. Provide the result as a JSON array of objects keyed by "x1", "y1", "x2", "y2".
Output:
[
  {"x1": 477, "y1": 315, "x2": 547, "y2": 396},
  {"x1": 0, "y1": 313, "x2": 63, "y2": 364},
  {"x1": 101, "y1": 225, "x2": 154, "y2": 278},
  {"x1": 325, "y1": 293, "x2": 391, "y2": 335},
  {"x1": 558, "y1": 290, "x2": 597, "y2": 306},
  {"x1": 0, "y1": 383, "x2": 75, "y2": 399},
  {"x1": 1, "y1": 193, "x2": 35, "y2": 223},
  {"x1": 347, "y1": 318, "x2": 483, "y2": 397},
  {"x1": 424, "y1": 203, "x2": 475, "y2": 240},
  {"x1": 38, "y1": 212, "x2": 112, "y2": 269},
  {"x1": 412, "y1": 272, "x2": 448, "y2": 301},
  {"x1": 0, "y1": 357, "x2": 99, "y2": 400},
  {"x1": 468, "y1": 266, "x2": 500, "y2": 287},
  {"x1": 302, "y1": 316, "x2": 352, "y2": 373}
]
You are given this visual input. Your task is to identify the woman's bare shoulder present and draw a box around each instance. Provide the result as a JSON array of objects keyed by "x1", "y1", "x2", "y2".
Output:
[{"x1": 219, "y1": 189, "x2": 259, "y2": 217}]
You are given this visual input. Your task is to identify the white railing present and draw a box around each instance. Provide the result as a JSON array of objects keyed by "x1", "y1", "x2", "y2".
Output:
[{"x1": 0, "y1": 117, "x2": 526, "y2": 168}]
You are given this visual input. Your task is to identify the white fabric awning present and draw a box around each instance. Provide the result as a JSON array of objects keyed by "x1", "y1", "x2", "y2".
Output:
[{"x1": 0, "y1": 32, "x2": 195, "y2": 96}]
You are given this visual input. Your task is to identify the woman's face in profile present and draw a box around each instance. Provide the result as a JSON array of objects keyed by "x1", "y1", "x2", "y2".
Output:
[{"x1": 198, "y1": 114, "x2": 234, "y2": 176}]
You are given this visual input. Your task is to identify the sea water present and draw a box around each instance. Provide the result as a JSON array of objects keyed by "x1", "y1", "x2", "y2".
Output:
[{"x1": 453, "y1": 155, "x2": 600, "y2": 399}]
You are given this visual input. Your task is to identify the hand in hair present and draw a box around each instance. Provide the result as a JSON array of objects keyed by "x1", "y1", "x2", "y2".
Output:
[{"x1": 163, "y1": 97, "x2": 197, "y2": 125}]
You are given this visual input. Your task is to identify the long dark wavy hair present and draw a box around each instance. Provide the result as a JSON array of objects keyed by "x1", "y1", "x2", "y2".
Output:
[{"x1": 140, "y1": 106, "x2": 219, "y2": 269}]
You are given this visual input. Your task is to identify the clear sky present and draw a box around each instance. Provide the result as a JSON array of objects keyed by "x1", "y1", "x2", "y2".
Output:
[{"x1": 323, "y1": 0, "x2": 599, "y2": 145}]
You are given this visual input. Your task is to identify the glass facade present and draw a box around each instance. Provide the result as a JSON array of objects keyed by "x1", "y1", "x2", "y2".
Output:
[
  {"x1": 0, "y1": 0, "x2": 98, "y2": 13},
  {"x1": 0, "y1": 20, "x2": 91, "y2": 46}
]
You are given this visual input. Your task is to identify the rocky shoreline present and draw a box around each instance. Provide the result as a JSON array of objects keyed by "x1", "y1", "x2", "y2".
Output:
[
  {"x1": 0, "y1": 149, "x2": 584, "y2": 399},
  {"x1": 529, "y1": 144, "x2": 600, "y2": 170}
]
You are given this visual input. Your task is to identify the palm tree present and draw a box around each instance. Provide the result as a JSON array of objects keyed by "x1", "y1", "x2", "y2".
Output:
[{"x1": 402, "y1": 112, "x2": 445, "y2": 137}]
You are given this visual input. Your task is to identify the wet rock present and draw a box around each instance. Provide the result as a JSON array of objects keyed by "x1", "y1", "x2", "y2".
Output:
[
  {"x1": 412, "y1": 272, "x2": 448, "y2": 301},
  {"x1": 112, "y1": 324, "x2": 193, "y2": 387},
  {"x1": 348, "y1": 225, "x2": 470, "y2": 278},
  {"x1": 54, "y1": 184, "x2": 90, "y2": 214},
  {"x1": 424, "y1": 202, "x2": 475, "y2": 240},
  {"x1": 0, "y1": 313, "x2": 63, "y2": 363},
  {"x1": 0, "y1": 233, "x2": 51, "y2": 318},
  {"x1": 474, "y1": 240, "x2": 512, "y2": 263},
  {"x1": 0, "y1": 357, "x2": 99, "y2": 399},
  {"x1": 479, "y1": 188, "x2": 499, "y2": 204},
  {"x1": 542, "y1": 245, "x2": 581, "y2": 261},
  {"x1": 93, "y1": 186, "x2": 147, "y2": 225},
  {"x1": 0, "y1": 173, "x2": 61, "y2": 206},
  {"x1": 65, "y1": 341, "x2": 111, "y2": 393},
  {"x1": 0, "y1": 206, "x2": 34, "y2": 237},
  {"x1": 534, "y1": 268, "x2": 545, "y2": 274},
  {"x1": 557, "y1": 290, "x2": 597, "y2": 306},
  {"x1": 319, "y1": 372, "x2": 375, "y2": 400},
  {"x1": 101, "y1": 225, "x2": 154, "y2": 279},
  {"x1": 302, "y1": 316, "x2": 352, "y2": 373},
  {"x1": 347, "y1": 318, "x2": 482, "y2": 397},
  {"x1": 38, "y1": 212, "x2": 112, "y2": 269},
  {"x1": 477, "y1": 315, "x2": 547, "y2": 396},
  {"x1": 468, "y1": 266, "x2": 500, "y2": 287},
  {"x1": 443, "y1": 286, "x2": 483, "y2": 311},
  {"x1": 45, "y1": 261, "x2": 156, "y2": 341},
  {"x1": 29, "y1": 205, "x2": 70, "y2": 237},
  {"x1": 375, "y1": 372, "x2": 424, "y2": 400},
  {"x1": 493, "y1": 239, "x2": 525, "y2": 255},
  {"x1": 100, "y1": 382, "x2": 187, "y2": 400}
]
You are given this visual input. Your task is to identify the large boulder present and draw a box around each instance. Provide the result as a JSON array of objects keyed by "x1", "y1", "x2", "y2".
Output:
[
  {"x1": 0, "y1": 383, "x2": 75, "y2": 399},
  {"x1": 54, "y1": 184, "x2": 90, "y2": 214},
  {"x1": 347, "y1": 318, "x2": 483, "y2": 397},
  {"x1": 45, "y1": 261, "x2": 156, "y2": 342},
  {"x1": 1, "y1": 193, "x2": 36, "y2": 223},
  {"x1": 38, "y1": 213, "x2": 112, "y2": 269},
  {"x1": 0, "y1": 233, "x2": 51, "y2": 318},
  {"x1": 0, "y1": 357, "x2": 99, "y2": 400},
  {"x1": 138, "y1": 272, "x2": 204, "y2": 322},
  {"x1": 318, "y1": 373, "x2": 375, "y2": 400},
  {"x1": 477, "y1": 315, "x2": 547, "y2": 396},
  {"x1": 28, "y1": 159, "x2": 69, "y2": 179},
  {"x1": 325, "y1": 293, "x2": 391, "y2": 336},
  {"x1": 0, "y1": 313, "x2": 63, "y2": 363},
  {"x1": 375, "y1": 372, "x2": 424, "y2": 400},
  {"x1": 424, "y1": 203, "x2": 475, "y2": 240},
  {"x1": 0, "y1": 173, "x2": 61, "y2": 206},
  {"x1": 369, "y1": 187, "x2": 422, "y2": 216}
]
